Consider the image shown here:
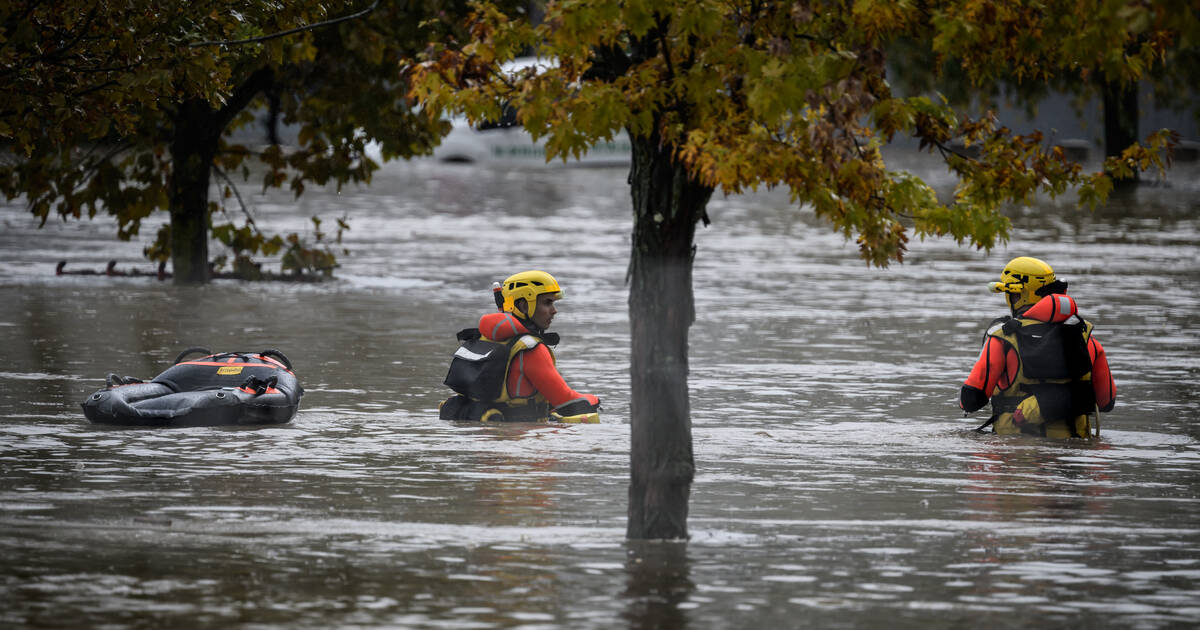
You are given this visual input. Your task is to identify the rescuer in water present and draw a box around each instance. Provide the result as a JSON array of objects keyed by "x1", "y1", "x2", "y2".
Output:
[
  {"x1": 439, "y1": 270, "x2": 601, "y2": 423},
  {"x1": 960, "y1": 257, "x2": 1116, "y2": 437}
]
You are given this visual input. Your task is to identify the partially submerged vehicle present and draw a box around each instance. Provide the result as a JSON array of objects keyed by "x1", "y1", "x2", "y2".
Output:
[
  {"x1": 430, "y1": 57, "x2": 631, "y2": 167},
  {"x1": 82, "y1": 348, "x2": 303, "y2": 427},
  {"x1": 431, "y1": 115, "x2": 631, "y2": 166}
]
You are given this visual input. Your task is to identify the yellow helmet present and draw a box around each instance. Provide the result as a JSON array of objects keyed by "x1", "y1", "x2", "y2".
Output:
[
  {"x1": 989, "y1": 256, "x2": 1056, "y2": 312},
  {"x1": 500, "y1": 270, "x2": 563, "y2": 319}
]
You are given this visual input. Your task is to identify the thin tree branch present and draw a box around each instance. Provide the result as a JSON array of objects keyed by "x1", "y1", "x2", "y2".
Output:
[
  {"x1": 212, "y1": 165, "x2": 261, "y2": 235},
  {"x1": 189, "y1": 0, "x2": 380, "y2": 48},
  {"x1": 931, "y1": 137, "x2": 977, "y2": 163}
]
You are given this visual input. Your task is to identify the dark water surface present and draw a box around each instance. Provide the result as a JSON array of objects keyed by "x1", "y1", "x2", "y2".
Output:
[{"x1": 1, "y1": 155, "x2": 1199, "y2": 629}]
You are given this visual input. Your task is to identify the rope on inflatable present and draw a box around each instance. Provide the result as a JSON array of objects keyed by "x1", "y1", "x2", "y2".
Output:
[
  {"x1": 173, "y1": 347, "x2": 213, "y2": 364},
  {"x1": 259, "y1": 348, "x2": 293, "y2": 370}
]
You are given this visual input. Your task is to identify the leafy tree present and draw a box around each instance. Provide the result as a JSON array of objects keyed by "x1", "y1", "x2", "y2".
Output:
[
  {"x1": 411, "y1": 0, "x2": 1183, "y2": 539},
  {"x1": 889, "y1": 0, "x2": 1200, "y2": 182},
  {"x1": 0, "y1": 0, "x2": 481, "y2": 283}
]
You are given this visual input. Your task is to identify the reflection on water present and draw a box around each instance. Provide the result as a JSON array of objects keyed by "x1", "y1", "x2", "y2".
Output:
[
  {"x1": 623, "y1": 541, "x2": 694, "y2": 630},
  {"x1": 1, "y1": 156, "x2": 1199, "y2": 628}
]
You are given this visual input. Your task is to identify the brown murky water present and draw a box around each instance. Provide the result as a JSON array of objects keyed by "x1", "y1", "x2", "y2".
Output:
[{"x1": 1, "y1": 155, "x2": 1198, "y2": 628}]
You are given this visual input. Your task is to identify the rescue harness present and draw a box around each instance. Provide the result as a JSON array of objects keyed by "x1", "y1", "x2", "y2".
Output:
[
  {"x1": 975, "y1": 314, "x2": 1096, "y2": 437},
  {"x1": 440, "y1": 327, "x2": 558, "y2": 422}
]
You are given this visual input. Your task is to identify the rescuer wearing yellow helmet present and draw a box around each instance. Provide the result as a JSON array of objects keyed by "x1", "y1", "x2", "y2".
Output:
[
  {"x1": 439, "y1": 270, "x2": 601, "y2": 423},
  {"x1": 498, "y1": 269, "x2": 563, "y2": 329},
  {"x1": 959, "y1": 257, "x2": 1116, "y2": 437},
  {"x1": 988, "y1": 256, "x2": 1059, "y2": 315}
]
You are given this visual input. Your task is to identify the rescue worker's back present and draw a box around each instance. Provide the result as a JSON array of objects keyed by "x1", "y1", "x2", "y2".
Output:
[{"x1": 960, "y1": 257, "x2": 1115, "y2": 437}]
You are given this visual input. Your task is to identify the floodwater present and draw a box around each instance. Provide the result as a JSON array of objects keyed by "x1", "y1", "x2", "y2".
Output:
[{"x1": 1, "y1": 151, "x2": 1198, "y2": 629}]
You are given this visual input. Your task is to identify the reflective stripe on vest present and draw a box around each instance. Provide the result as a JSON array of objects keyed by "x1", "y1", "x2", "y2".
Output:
[{"x1": 1056, "y1": 295, "x2": 1072, "y2": 318}]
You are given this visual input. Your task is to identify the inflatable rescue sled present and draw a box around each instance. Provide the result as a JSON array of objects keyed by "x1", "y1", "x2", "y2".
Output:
[{"x1": 82, "y1": 347, "x2": 303, "y2": 427}]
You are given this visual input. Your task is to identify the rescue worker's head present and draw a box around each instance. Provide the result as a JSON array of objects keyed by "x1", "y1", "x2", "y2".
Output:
[
  {"x1": 501, "y1": 270, "x2": 562, "y2": 329},
  {"x1": 989, "y1": 256, "x2": 1066, "y2": 313}
]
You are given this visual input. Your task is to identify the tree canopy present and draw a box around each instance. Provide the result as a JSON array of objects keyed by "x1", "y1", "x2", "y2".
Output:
[
  {"x1": 0, "y1": 0, "x2": 484, "y2": 281},
  {"x1": 888, "y1": 1, "x2": 1200, "y2": 170},
  {"x1": 412, "y1": 0, "x2": 1185, "y2": 266}
]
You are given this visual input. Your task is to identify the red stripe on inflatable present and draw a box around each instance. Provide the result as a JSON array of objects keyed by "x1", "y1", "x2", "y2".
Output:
[
  {"x1": 181, "y1": 361, "x2": 284, "y2": 369},
  {"x1": 254, "y1": 355, "x2": 289, "y2": 369},
  {"x1": 239, "y1": 387, "x2": 281, "y2": 394}
]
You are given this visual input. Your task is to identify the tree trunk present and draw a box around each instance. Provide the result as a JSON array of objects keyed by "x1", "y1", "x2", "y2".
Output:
[
  {"x1": 625, "y1": 128, "x2": 713, "y2": 540},
  {"x1": 168, "y1": 99, "x2": 219, "y2": 285},
  {"x1": 167, "y1": 70, "x2": 274, "y2": 284},
  {"x1": 1102, "y1": 74, "x2": 1140, "y2": 186}
]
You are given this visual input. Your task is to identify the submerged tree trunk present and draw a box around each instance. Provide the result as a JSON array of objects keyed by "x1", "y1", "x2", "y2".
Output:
[
  {"x1": 625, "y1": 128, "x2": 713, "y2": 540},
  {"x1": 622, "y1": 540, "x2": 693, "y2": 626},
  {"x1": 1102, "y1": 74, "x2": 1140, "y2": 187},
  {"x1": 168, "y1": 98, "x2": 219, "y2": 285}
]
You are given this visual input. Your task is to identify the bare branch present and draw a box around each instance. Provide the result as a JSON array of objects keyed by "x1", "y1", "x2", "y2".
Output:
[
  {"x1": 189, "y1": 0, "x2": 380, "y2": 48},
  {"x1": 212, "y1": 165, "x2": 261, "y2": 235}
]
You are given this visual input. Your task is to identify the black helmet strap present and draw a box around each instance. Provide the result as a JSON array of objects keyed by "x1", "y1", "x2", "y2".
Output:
[{"x1": 1036, "y1": 279, "x2": 1069, "y2": 297}]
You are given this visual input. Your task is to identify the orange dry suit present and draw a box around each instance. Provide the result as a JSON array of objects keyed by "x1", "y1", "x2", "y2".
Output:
[
  {"x1": 439, "y1": 312, "x2": 600, "y2": 422},
  {"x1": 960, "y1": 294, "x2": 1115, "y2": 437}
]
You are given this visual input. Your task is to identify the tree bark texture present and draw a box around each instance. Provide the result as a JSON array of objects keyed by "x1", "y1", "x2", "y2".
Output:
[
  {"x1": 625, "y1": 129, "x2": 713, "y2": 540},
  {"x1": 1102, "y1": 74, "x2": 1140, "y2": 185},
  {"x1": 168, "y1": 98, "x2": 219, "y2": 285}
]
